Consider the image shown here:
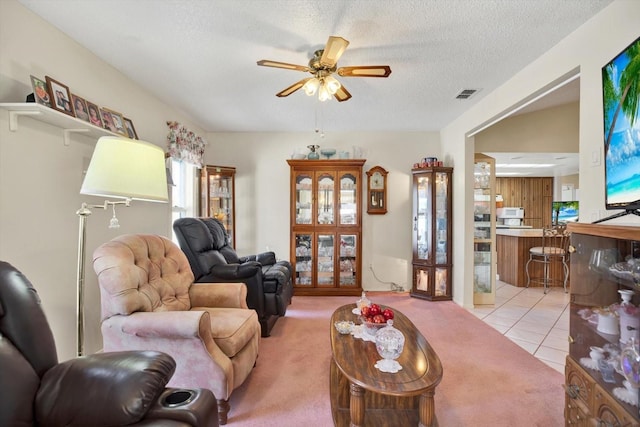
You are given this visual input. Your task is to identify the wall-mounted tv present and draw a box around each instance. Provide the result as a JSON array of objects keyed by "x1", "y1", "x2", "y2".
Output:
[
  {"x1": 552, "y1": 201, "x2": 579, "y2": 225},
  {"x1": 600, "y1": 36, "x2": 640, "y2": 222}
]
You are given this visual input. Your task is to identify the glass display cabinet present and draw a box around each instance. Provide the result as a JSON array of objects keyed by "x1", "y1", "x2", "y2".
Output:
[
  {"x1": 287, "y1": 159, "x2": 365, "y2": 296},
  {"x1": 565, "y1": 223, "x2": 640, "y2": 426},
  {"x1": 200, "y1": 165, "x2": 235, "y2": 247},
  {"x1": 473, "y1": 154, "x2": 496, "y2": 305},
  {"x1": 410, "y1": 166, "x2": 453, "y2": 301}
]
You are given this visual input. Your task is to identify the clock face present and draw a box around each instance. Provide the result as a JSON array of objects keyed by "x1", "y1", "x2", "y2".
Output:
[{"x1": 371, "y1": 171, "x2": 384, "y2": 189}]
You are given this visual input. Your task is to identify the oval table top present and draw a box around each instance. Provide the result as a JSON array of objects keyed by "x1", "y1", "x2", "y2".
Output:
[{"x1": 330, "y1": 303, "x2": 443, "y2": 397}]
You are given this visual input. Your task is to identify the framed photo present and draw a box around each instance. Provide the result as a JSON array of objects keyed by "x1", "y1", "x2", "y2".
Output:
[
  {"x1": 30, "y1": 75, "x2": 52, "y2": 108},
  {"x1": 123, "y1": 117, "x2": 138, "y2": 139},
  {"x1": 86, "y1": 101, "x2": 103, "y2": 128},
  {"x1": 45, "y1": 76, "x2": 74, "y2": 116},
  {"x1": 101, "y1": 107, "x2": 127, "y2": 136},
  {"x1": 70, "y1": 93, "x2": 90, "y2": 122}
]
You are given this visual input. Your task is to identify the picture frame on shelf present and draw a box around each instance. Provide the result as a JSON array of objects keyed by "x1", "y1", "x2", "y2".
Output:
[
  {"x1": 123, "y1": 117, "x2": 138, "y2": 139},
  {"x1": 99, "y1": 108, "x2": 116, "y2": 132},
  {"x1": 30, "y1": 75, "x2": 52, "y2": 108},
  {"x1": 70, "y1": 94, "x2": 90, "y2": 122},
  {"x1": 101, "y1": 107, "x2": 127, "y2": 136},
  {"x1": 86, "y1": 101, "x2": 103, "y2": 128},
  {"x1": 45, "y1": 76, "x2": 74, "y2": 116}
]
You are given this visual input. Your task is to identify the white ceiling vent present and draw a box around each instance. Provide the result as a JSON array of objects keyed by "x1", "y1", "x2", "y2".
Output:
[{"x1": 455, "y1": 89, "x2": 479, "y2": 100}]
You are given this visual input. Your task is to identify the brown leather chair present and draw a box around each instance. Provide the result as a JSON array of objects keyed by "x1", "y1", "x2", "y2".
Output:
[{"x1": 0, "y1": 260, "x2": 218, "y2": 427}]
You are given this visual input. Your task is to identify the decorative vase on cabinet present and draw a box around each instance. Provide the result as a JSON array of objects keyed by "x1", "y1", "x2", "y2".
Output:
[
  {"x1": 473, "y1": 154, "x2": 496, "y2": 305},
  {"x1": 200, "y1": 165, "x2": 236, "y2": 247},
  {"x1": 410, "y1": 166, "x2": 453, "y2": 301},
  {"x1": 287, "y1": 159, "x2": 365, "y2": 296}
]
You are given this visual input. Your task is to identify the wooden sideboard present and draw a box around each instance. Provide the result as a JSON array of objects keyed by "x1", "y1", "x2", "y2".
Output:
[
  {"x1": 496, "y1": 229, "x2": 568, "y2": 288},
  {"x1": 565, "y1": 223, "x2": 640, "y2": 426}
]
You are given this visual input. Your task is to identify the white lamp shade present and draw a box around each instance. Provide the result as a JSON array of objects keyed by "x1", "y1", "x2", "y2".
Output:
[{"x1": 81, "y1": 136, "x2": 169, "y2": 202}]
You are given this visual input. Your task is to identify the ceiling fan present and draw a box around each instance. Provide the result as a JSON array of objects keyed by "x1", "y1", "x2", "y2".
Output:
[{"x1": 257, "y1": 36, "x2": 392, "y2": 102}]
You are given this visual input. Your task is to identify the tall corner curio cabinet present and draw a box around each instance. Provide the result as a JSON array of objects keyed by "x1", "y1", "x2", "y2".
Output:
[
  {"x1": 473, "y1": 154, "x2": 496, "y2": 305},
  {"x1": 287, "y1": 159, "x2": 365, "y2": 296},
  {"x1": 410, "y1": 166, "x2": 453, "y2": 301},
  {"x1": 200, "y1": 165, "x2": 236, "y2": 247}
]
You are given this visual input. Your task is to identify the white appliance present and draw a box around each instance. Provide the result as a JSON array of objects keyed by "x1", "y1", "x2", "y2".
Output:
[{"x1": 497, "y1": 207, "x2": 525, "y2": 226}]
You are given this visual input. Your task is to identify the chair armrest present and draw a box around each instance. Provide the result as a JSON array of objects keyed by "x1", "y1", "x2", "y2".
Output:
[
  {"x1": 116, "y1": 311, "x2": 211, "y2": 339},
  {"x1": 190, "y1": 282, "x2": 248, "y2": 309},
  {"x1": 241, "y1": 251, "x2": 277, "y2": 265},
  {"x1": 210, "y1": 262, "x2": 261, "y2": 279},
  {"x1": 144, "y1": 388, "x2": 218, "y2": 427},
  {"x1": 102, "y1": 312, "x2": 234, "y2": 400},
  {"x1": 35, "y1": 351, "x2": 175, "y2": 427}
]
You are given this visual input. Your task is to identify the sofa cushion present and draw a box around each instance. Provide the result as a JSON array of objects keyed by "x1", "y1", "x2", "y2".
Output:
[{"x1": 196, "y1": 307, "x2": 260, "y2": 358}]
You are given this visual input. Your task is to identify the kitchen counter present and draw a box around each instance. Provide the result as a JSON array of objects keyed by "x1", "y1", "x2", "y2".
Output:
[
  {"x1": 496, "y1": 228, "x2": 541, "y2": 237},
  {"x1": 496, "y1": 229, "x2": 568, "y2": 288}
]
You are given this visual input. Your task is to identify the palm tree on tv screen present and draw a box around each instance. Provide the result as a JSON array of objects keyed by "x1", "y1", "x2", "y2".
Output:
[{"x1": 603, "y1": 39, "x2": 640, "y2": 156}]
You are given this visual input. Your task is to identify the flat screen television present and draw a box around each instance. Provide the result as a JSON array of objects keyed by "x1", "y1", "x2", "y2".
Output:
[
  {"x1": 552, "y1": 201, "x2": 579, "y2": 225},
  {"x1": 600, "y1": 36, "x2": 640, "y2": 222}
]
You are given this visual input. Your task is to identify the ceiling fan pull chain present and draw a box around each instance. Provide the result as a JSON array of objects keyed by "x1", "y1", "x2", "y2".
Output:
[{"x1": 315, "y1": 101, "x2": 325, "y2": 138}]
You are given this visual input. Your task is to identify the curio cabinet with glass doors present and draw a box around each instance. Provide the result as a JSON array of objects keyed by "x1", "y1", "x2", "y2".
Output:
[
  {"x1": 410, "y1": 166, "x2": 453, "y2": 301},
  {"x1": 287, "y1": 159, "x2": 365, "y2": 296}
]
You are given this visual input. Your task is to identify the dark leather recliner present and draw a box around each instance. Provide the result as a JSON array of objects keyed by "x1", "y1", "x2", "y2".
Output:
[
  {"x1": 173, "y1": 217, "x2": 293, "y2": 337},
  {"x1": 0, "y1": 260, "x2": 218, "y2": 427}
]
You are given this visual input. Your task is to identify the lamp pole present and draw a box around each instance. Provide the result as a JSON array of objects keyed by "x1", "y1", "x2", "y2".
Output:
[
  {"x1": 75, "y1": 199, "x2": 129, "y2": 357},
  {"x1": 75, "y1": 203, "x2": 91, "y2": 357}
]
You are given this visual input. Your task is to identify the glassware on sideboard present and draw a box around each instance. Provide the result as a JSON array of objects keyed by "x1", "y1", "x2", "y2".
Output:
[{"x1": 567, "y1": 223, "x2": 640, "y2": 419}]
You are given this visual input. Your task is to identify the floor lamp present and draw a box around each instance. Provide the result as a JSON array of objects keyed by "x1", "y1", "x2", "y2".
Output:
[{"x1": 76, "y1": 136, "x2": 168, "y2": 356}]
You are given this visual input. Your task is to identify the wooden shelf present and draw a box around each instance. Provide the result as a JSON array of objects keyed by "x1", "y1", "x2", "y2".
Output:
[{"x1": 0, "y1": 102, "x2": 117, "y2": 145}]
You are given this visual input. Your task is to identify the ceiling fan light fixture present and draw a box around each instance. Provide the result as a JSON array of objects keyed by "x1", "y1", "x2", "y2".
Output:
[
  {"x1": 257, "y1": 35, "x2": 391, "y2": 103},
  {"x1": 303, "y1": 78, "x2": 320, "y2": 96},
  {"x1": 324, "y1": 75, "x2": 341, "y2": 95},
  {"x1": 318, "y1": 84, "x2": 332, "y2": 102}
]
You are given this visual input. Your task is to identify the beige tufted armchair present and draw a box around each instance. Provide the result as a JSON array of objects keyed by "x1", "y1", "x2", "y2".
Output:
[{"x1": 93, "y1": 234, "x2": 261, "y2": 425}]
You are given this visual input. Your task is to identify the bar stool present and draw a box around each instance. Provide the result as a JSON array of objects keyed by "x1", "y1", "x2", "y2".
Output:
[{"x1": 525, "y1": 225, "x2": 570, "y2": 294}]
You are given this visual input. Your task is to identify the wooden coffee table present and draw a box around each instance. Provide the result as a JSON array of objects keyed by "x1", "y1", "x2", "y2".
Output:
[{"x1": 330, "y1": 304, "x2": 443, "y2": 427}]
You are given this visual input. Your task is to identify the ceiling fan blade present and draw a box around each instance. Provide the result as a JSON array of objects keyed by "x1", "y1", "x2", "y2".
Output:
[
  {"x1": 276, "y1": 78, "x2": 313, "y2": 97},
  {"x1": 257, "y1": 59, "x2": 310, "y2": 72},
  {"x1": 337, "y1": 66, "x2": 392, "y2": 77},
  {"x1": 320, "y1": 36, "x2": 349, "y2": 68},
  {"x1": 334, "y1": 84, "x2": 352, "y2": 102}
]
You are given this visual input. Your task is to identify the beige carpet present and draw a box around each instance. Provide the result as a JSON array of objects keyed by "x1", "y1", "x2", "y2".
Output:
[{"x1": 227, "y1": 292, "x2": 564, "y2": 426}]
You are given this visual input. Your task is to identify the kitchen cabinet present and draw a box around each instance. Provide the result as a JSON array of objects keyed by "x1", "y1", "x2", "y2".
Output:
[
  {"x1": 410, "y1": 166, "x2": 453, "y2": 301},
  {"x1": 287, "y1": 159, "x2": 365, "y2": 296},
  {"x1": 200, "y1": 165, "x2": 235, "y2": 247},
  {"x1": 564, "y1": 223, "x2": 640, "y2": 426},
  {"x1": 496, "y1": 177, "x2": 553, "y2": 228},
  {"x1": 474, "y1": 154, "x2": 496, "y2": 304}
]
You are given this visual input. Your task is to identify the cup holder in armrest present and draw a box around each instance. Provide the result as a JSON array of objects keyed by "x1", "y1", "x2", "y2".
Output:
[
  {"x1": 147, "y1": 388, "x2": 217, "y2": 426},
  {"x1": 162, "y1": 389, "x2": 197, "y2": 407}
]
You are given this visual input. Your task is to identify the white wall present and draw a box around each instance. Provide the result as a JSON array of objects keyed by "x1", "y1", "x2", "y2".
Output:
[
  {"x1": 441, "y1": 0, "x2": 640, "y2": 308},
  {"x1": 0, "y1": 0, "x2": 206, "y2": 360}
]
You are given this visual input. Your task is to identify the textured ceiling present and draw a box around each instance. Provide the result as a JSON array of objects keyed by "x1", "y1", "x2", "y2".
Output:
[{"x1": 18, "y1": 0, "x2": 611, "y2": 133}]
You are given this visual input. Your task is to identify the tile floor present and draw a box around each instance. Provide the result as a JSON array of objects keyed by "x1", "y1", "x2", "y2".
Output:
[{"x1": 467, "y1": 280, "x2": 570, "y2": 373}]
